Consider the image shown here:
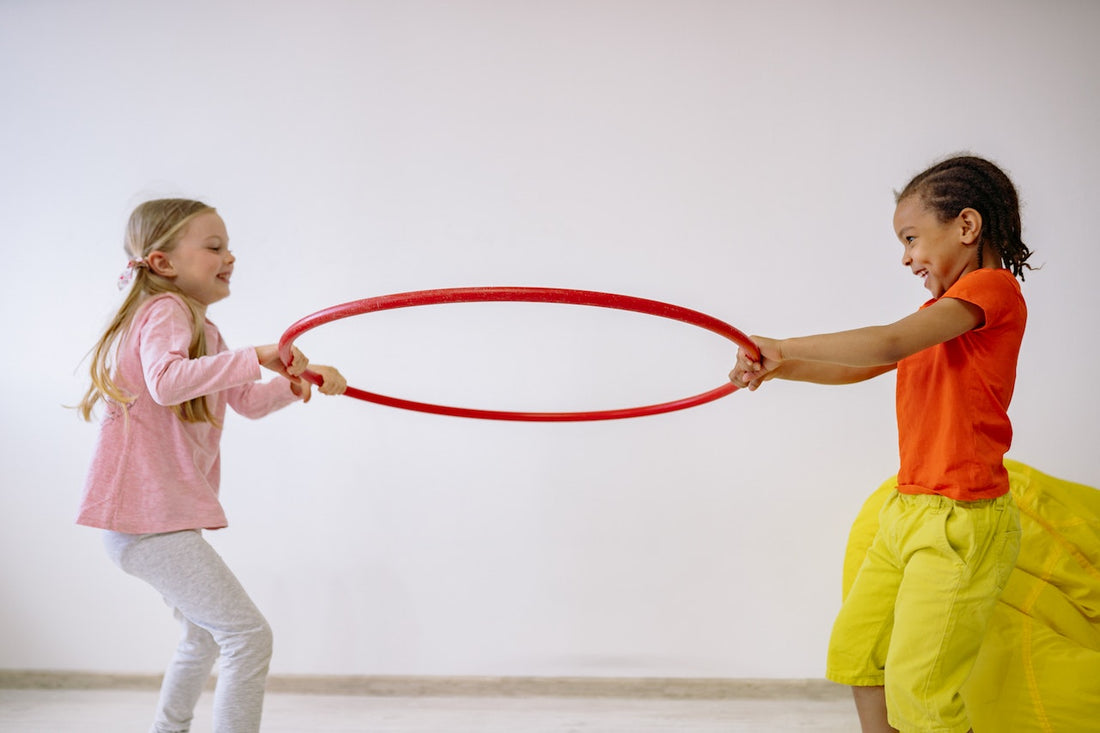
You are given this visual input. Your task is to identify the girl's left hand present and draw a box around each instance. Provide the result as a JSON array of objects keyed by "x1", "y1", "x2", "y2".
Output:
[
  {"x1": 291, "y1": 364, "x2": 348, "y2": 403},
  {"x1": 312, "y1": 365, "x2": 347, "y2": 396}
]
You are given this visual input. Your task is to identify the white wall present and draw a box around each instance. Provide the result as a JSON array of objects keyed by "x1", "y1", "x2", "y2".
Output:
[{"x1": 2, "y1": 0, "x2": 1097, "y2": 679}]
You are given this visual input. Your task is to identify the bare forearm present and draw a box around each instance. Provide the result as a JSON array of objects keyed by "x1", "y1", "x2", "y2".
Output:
[
  {"x1": 780, "y1": 326, "x2": 905, "y2": 368},
  {"x1": 774, "y1": 359, "x2": 895, "y2": 385}
]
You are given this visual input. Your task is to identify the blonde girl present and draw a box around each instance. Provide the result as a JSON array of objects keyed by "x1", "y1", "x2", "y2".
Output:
[{"x1": 77, "y1": 199, "x2": 346, "y2": 733}]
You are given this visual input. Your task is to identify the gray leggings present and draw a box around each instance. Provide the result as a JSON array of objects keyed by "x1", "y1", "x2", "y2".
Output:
[{"x1": 104, "y1": 530, "x2": 272, "y2": 733}]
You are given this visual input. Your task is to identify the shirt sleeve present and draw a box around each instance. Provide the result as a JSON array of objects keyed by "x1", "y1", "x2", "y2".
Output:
[
  {"x1": 944, "y1": 269, "x2": 1021, "y2": 331},
  {"x1": 138, "y1": 296, "x2": 262, "y2": 406},
  {"x1": 205, "y1": 312, "x2": 304, "y2": 419},
  {"x1": 226, "y1": 376, "x2": 302, "y2": 419}
]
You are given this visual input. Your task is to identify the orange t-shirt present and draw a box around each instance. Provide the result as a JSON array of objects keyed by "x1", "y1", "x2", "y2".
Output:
[{"x1": 895, "y1": 268, "x2": 1027, "y2": 501}]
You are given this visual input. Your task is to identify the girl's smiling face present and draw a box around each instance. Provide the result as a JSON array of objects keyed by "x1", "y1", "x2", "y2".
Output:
[
  {"x1": 893, "y1": 194, "x2": 982, "y2": 298},
  {"x1": 152, "y1": 212, "x2": 235, "y2": 306}
]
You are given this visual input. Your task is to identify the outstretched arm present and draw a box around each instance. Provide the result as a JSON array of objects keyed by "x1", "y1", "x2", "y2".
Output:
[
  {"x1": 731, "y1": 297, "x2": 984, "y2": 390},
  {"x1": 733, "y1": 353, "x2": 895, "y2": 387}
]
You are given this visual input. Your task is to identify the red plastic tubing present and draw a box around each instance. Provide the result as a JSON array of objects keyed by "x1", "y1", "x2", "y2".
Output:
[{"x1": 278, "y1": 287, "x2": 759, "y2": 422}]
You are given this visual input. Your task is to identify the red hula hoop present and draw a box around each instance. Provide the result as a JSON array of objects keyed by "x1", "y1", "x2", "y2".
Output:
[{"x1": 278, "y1": 287, "x2": 758, "y2": 422}]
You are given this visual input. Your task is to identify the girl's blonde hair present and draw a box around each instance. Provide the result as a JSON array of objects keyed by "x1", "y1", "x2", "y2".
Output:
[{"x1": 78, "y1": 198, "x2": 220, "y2": 424}]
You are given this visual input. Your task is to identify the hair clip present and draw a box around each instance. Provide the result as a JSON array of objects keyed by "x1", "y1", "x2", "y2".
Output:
[{"x1": 117, "y1": 259, "x2": 146, "y2": 290}]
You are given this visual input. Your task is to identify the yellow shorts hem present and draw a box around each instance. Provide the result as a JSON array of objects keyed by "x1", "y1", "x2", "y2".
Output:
[{"x1": 825, "y1": 669, "x2": 884, "y2": 687}]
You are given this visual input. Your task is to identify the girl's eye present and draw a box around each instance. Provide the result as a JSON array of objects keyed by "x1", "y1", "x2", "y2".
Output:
[{"x1": 904, "y1": 236, "x2": 916, "y2": 245}]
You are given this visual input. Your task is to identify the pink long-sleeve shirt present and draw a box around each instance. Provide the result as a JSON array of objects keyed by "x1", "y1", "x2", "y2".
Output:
[{"x1": 77, "y1": 293, "x2": 301, "y2": 534}]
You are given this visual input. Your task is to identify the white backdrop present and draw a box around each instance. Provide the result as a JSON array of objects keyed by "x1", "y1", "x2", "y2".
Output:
[{"x1": 2, "y1": 0, "x2": 1097, "y2": 680}]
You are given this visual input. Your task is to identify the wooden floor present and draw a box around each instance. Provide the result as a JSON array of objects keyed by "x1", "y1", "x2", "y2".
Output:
[{"x1": 0, "y1": 687, "x2": 859, "y2": 732}]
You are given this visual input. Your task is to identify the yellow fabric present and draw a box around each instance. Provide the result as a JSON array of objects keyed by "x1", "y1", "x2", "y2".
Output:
[
  {"x1": 829, "y1": 492, "x2": 1020, "y2": 733},
  {"x1": 841, "y1": 460, "x2": 1100, "y2": 732}
]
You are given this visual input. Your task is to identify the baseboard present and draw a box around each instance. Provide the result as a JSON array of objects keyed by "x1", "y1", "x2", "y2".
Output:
[{"x1": 0, "y1": 670, "x2": 846, "y2": 700}]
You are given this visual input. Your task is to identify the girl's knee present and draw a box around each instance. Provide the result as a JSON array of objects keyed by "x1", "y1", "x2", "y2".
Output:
[
  {"x1": 182, "y1": 630, "x2": 221, "y2": 664},
  {"x1": 244, "y1": 619, "x2": 274, "y2": 663},
  {"x1": 174, "y1": 616, "x2": 220, "y2": 664},
  {"x1": 216, "y1": 618, "x2": 273, "y2": 664},
  {"x1": 253, "y1": 620, "x2": 273, "y2": 661}
]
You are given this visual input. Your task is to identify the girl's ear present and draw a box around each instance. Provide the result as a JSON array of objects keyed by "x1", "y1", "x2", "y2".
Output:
[
  {"x1": 958, "y1": 207, "x2": 983, "y2": 245},
  {"x1": 147, "y1": 251, "x2": 175, "y2": 277}
]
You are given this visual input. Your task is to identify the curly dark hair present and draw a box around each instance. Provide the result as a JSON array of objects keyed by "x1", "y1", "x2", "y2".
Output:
[{"x1": 896, "y1": 155, "x2": 1035, "y2": 280}]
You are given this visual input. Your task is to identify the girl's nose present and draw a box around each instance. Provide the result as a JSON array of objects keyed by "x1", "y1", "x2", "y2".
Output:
[{"x1": 226, "y1": 250, "x2": 236, "y2": 264}]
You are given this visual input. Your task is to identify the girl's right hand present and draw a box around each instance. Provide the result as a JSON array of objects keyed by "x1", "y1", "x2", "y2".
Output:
[{"x1": 729, "y1": 336, "x2": 782, "y2": 391}]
